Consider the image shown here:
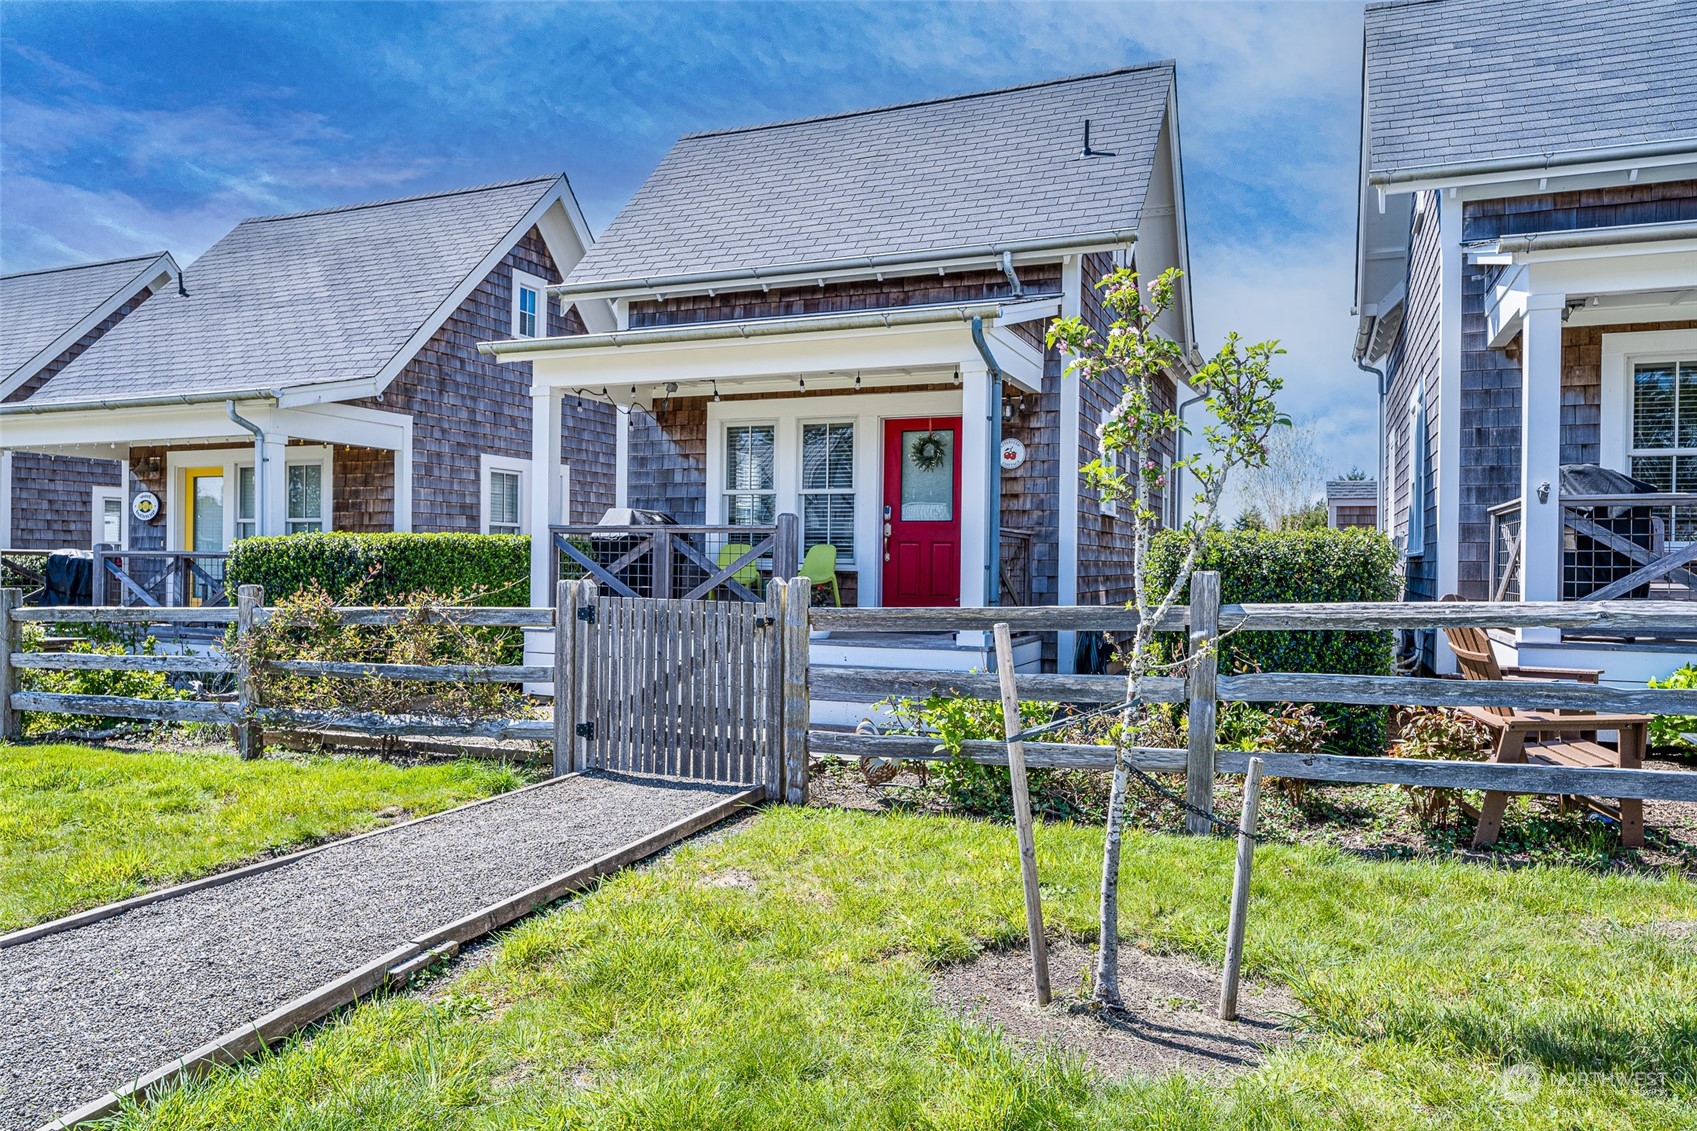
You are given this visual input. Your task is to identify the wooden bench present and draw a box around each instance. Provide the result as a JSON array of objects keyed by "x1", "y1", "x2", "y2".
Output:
[{"x1": 1440, "y1": 598, "x2": 1649, "y2": 848}]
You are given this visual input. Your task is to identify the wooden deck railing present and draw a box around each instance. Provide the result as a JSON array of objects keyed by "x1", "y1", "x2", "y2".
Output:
[
  {"x1": 1490, "y1": 492, "x2": 1697, "y2": 609},
  {"x1": 551, "y1": 514, "x2": 800, "y2": 602}
]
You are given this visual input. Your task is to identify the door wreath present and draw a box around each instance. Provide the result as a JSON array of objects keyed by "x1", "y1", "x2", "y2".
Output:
[{"x1": 909, "y1": 430, "x2": 948, "y2": 472}]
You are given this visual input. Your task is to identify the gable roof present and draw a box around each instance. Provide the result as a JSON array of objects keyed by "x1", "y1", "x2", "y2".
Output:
[
  {"x1": 564, "y1": 64, "x2": 1176, "y2": 294},
  {"x1": 1, "y1": 252, "x2": 178, "y2": 388},
  {"x1": 19, "y1": 176, "x2": 573, "y2": 408},
  {"x1": 1364, "y1": 0, "x2": 1697, "y2": 182}
]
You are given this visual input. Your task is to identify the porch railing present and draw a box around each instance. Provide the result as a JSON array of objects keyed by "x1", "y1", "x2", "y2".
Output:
[
  {"x1": 94, "y1": 550, "x2": 231, "y2": 608},
  {"x1": 553, "y1": 514, "x2": 800, "y2": 602},
  {"x1": 1489, "y1": 493, "x2": 1697, "y2": 622}
]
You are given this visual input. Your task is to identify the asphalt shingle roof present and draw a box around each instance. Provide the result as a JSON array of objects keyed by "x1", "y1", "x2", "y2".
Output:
[
  {"x1": 26, "y1": 177, "x2": 560, "y2": 406},
  {"x1": 1364, "y1": 0, "x2": 1697, "y2": 178},
  {"x1": 566, "y1": 64, "x2": 1175, "y2": 288},
  {"x1": 1, "y1": 254, "x2": 169, "y2": 382}
]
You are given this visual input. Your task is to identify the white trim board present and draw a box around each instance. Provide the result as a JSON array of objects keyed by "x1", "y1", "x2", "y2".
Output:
[
  {"x1": 479, "y1": 453, "x2": 532, "y2": 535},
  {"x1": 1599, "y1": 327, "x2": 1697, "y2": 473},
  {"x1": 164, "y1": 445, "x2": 333, "y2": 550}
]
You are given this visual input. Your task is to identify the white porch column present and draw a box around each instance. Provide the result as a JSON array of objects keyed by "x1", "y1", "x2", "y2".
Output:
[
  {"x1": 1519, "y1": 290, "x2": 1566, "y2": 643},
  {"x1": 614, "y1": 405, "x2": 630, "y2": 509},
  {"x1": 259, "y1": 434, "x2": 288, "y2": 536},
  {"x1": 526, "y1": 387, "x2": 565, "y2": 677},
  {"x1": 957, "y1": 359, "x2": 992, "y2": 645}
]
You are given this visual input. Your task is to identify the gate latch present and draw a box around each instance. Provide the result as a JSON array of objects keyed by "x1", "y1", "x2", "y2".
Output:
[
  {"x1": 575, "y1": 721, "x2": 595, "y2": 739},
  {"x1": 577, "y1": 605, "x2": 597, "y2": 623},
  {"x1": 754, "y1": 615, "x2": 775, "y2": 628}
]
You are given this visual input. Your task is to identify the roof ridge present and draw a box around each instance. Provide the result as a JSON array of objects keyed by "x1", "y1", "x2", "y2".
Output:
[
  {"x1": 243, "y1": 175, "x2": 562, "y2": 225},
  {"x1": 679, "y1": 61, "x2": 1175, "y2": 141},
  {"x1": 1, "y1": 252, "x2": 169, "y2": 282}
]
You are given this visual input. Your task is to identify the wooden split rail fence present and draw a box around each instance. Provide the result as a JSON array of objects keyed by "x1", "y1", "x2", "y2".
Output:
[
  {"x1": 0, "y1": 581, "x2": 811, "y2": 800},
  {"x1": 805, "y1": 573, "x2": 1697, "y2": 830}
]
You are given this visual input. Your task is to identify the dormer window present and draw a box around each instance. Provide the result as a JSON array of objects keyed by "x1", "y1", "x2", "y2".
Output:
[{"x1": 512, "y1": 270, "x2": 547, "y2": 338}]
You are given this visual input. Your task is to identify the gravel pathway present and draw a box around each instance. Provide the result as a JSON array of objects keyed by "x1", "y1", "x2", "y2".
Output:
[{"x1": 0, "y1": 771, "x2": 747, "y2": 1129}]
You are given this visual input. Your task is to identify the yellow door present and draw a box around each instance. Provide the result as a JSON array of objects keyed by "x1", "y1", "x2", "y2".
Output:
[{"x1": 181, "y1": 467, "x2": 225, "y2": 605}]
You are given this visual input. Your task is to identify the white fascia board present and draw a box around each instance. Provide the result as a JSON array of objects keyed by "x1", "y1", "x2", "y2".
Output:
[
  {"x1": 1371, "y1": 147, "x2": 1697, "y2": 197},
  {"x1": 0, "y1": 253, "x2": 180, "y2": 399},
  {"x1": 984, "y1": 324, "x2": 1044, "y2": 393},
  {"x1": 1527, "y1": 242, "x2": 1697, "y2": 295},
  {"x1": 0, "y1": 398, "x2": 413, "y2": 453},
  {"x1": 1161, "y1": 84, "x2": 1197, "y2": 352},
  {"x1": 526, "y1": 318, "x2": 989, "y2": 392},
  {"x1": 363, "y1": 175, "x2": 572, "y2": 397},
  {"x1": 1485, "y1": 264, "x2": 1529, "y2": 348},
  {"x1": 534, "y1": 197, "x2": 616, "y2": 334}
]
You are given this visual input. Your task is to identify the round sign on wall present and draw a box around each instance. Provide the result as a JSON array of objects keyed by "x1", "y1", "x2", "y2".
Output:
[
  {"x1": 999, "y1": 437, "x2": 1026, "y2": 471},
  {"x1": 131, "y1": 491, "x2": 160, "y2": 523}
]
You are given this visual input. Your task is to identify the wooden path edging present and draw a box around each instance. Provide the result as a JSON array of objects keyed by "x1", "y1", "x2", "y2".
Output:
[
  {"x1": 0, "y1": 770, "x2": 587, "y2": 949},
  {"x1": 37, "y1": 784, "x2": 763, "y2": 1130}
]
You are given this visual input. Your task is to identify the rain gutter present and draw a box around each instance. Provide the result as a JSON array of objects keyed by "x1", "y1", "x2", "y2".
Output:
[
  {"x1": 0, "y1": 389, "x2": 283, "y2": 416},
  {"x1": 1368, "y1": 137, "x2": 1697, "y2": 187}
]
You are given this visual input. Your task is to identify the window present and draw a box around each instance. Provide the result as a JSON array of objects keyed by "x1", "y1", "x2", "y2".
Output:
[
  {"x1": 1404, "y1": 395, "x2": 1428, "y2": 558},
  {"x1": 801, "y1": 422, "x2": 854, "y2": 561},
  {"x1": 724, "y1": 424, "x2": 776, "y2": 525},
  {"x1": 489, "y1": 471, "x2": 522, "y2": 533},
  {"x1": 236, "y1": 466, "x2": 257, "y2": 540},
  {"x1": 512, "y1": 270, "x2": 546, "y2": 339},
  {"x1": 1631, "y1": 358, "x2": 1697, "y2": 541},
  {"x1": 92, "y1": 487, "x2": 124, "y2": 547},
  {"x1": 287, "y1": 464, "x2": 324, "y2": 534}
]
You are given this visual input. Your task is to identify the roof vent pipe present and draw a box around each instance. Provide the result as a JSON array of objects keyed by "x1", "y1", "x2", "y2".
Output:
[
  {"x1": 1000, "y1": 251, "x2": 1023, "y2": 298},
  {"x1": 226, "y1": 401, "x2": 266, "y2": 535},
  {"x1": 971, "y1": 316, "x2": 1002, "y2": 607}
]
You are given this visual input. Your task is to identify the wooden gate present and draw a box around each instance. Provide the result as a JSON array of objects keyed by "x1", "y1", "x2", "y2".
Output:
[{"x1": 552, "y1": 578, "x2": 809, "y2": 799}]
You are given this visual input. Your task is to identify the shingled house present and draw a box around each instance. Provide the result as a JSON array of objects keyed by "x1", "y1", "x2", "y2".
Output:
[
  {"x1": 1, "y1": 252, "x2": 179, "y2": 549},
  {"x1": 1, "y1": 176, "x2": 616, "y2": 596},
  {"x1": 489, "y1": 66, "x2": 1198, "y2": 700},
  {"x1": 1354, "y1": 0, "x2": 1696, "y2": 682}
]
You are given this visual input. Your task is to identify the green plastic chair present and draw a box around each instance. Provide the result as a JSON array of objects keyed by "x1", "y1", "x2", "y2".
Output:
[
  {"x1": 800, "y1": 543, "x2": 841, "y2": 607},
  {"x1": 717, "y1": 542, "x2": 761, "y2": 597}
]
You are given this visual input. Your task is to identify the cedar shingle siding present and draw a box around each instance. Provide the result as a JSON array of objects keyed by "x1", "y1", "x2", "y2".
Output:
[
  {"x1": 628, "y1": 396, "x2": 708, "y2": 523},
  {"x1": 1386, "y1": 191, "x2": 1442, "y2": 618},
  {"x1": 6, "y1": 453, "x2": 122, "y2": 549},
  {"x1": 348, "y1": 227, "x2": 615, "y2": 529}
]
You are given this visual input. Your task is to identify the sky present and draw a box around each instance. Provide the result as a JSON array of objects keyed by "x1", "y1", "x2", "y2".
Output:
[{"x1": 0, "y1": 0, "x2": 1377, "y2": 484}]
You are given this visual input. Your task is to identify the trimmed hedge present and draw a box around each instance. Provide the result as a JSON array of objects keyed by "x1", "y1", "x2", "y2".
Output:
[
  {"x1": 1145, "y1": 527, "x2": 1400, "y2": 756},
  {"x1": 224, "y1": 532, "x2": 532, "y2": 606}
]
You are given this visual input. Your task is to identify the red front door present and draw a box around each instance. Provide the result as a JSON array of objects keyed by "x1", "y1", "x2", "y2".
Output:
[{"x1": 881, "y1": 416, "x2": 962, "y2": 607}]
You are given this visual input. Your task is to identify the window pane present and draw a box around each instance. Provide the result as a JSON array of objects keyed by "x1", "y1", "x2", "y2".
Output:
[
  {"x1": 725, "y1": 492, "x2": 775, "y2": 526},
  {"x1": 518, "y1": 287, "x2": 538, "y2": 338},
  {"x1": 288, "y1": 465, "x2": 322, "y2": 522},
  {"x1": 1634, "y1": 364, "x2": 1676, "y2": 449},
  {"x1": 1680, "y1": 361, "x2": 1697, "y2": 450},
  {"x1": 900, "y1": 428, "x2": 954, "y2": 521},
  {"x1": 192, "y1": 475, "x2": 224, "y2": 553},
  {"x1": 237, "y1": 466, "x2": 256, "y2": 522},
  {"x1": 1631, "y1": 454, "x2": 1674, "y2": 492},
  {"x1": 101, "y1": 498, "x2": 122, "y2": 545},
  {"x1": 490, "y1": 470, "x2": 521, "y2": 528},
  {"x1": 802, "y1": 423, "x2": 853, "y2": 490},
  {"x1": 725, "y1": 425, "x2": 775, "y2": 491},
  {"x1": 803, "y1": 492, "x2": 855, "y2": 560}
]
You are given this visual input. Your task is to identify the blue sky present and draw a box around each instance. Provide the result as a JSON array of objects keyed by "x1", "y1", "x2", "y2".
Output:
[{"x1": 0, "y1": 1, "x2": 1375, "y2": 477}]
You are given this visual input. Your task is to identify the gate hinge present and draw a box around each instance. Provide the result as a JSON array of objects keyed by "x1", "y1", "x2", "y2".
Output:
[
  {"x1": 577, "y1": 605, "x2": 597, "y2": 623},
  {"x1": 575, "y1": 721, "x2": 595, "y2": 739},
  {"x1": 754, "y1": 615, "x2": 775, "y2": 628}
]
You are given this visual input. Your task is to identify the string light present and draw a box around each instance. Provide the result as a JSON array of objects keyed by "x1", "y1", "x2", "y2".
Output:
[{"x1": 711, "y1": 381, "x2": 721, "y2": 402}]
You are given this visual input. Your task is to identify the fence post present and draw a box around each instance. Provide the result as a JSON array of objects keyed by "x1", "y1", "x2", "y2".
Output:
[
  {"x1": 993, "y1": 621, "x2": 1051, "y2": 1006},
  {"x1": 652, "y1": 529, "x2": 673, "y2": 600},
  {"x1": 773, "y1": 512, "x2": 800, "y2": 581},
  {"x1": 764, "y1": 579, "x2": 785, "y2": 800},
  {"x1": 235, "y1": 584, "x2": 262, "y2": 759},
  {"x1": 780, "y1": 577, "x2": 811, "y2": 804},
  {"x1": 1, "y1": 588, "x2": 20, "y2": 742},
  {"x1": 1185, "y1": 570, "x2": 1221, "y2": 836},
  {"x1": 574, "y1": 579, "x2": 598, "y2": 771},
  {"x1": 1219, "y1": 755, "x2": 1265, "y2": 1021},
  {"x1": 554, "y1": 578, "x2": 579, "y2": 778}
]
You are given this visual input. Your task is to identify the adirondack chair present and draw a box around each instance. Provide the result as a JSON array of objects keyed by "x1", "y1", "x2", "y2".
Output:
[{"x1": 1439, "y1": 596, "x2": 1649, "y2": 848}]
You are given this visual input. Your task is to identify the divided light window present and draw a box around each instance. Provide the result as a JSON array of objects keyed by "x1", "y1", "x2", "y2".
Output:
[
  {"x1": 724, "y1": 424, "x2": 776, "y2": 525},
  {"x1": 287, "y1": 464, "x2": 324, "y2": 535},
  {"x1": 489, "y1": 470, "x2": 523, "y2": 534},
  {"x1": 1632, "y1": 359, "x2": 1697, "y2": 541},
  {"x1": 237, "y1": 466, "x2": 257, "y2": 540},
  {"x1": 801, "y1": 422, "x2": 854, "y2": 562},
  {"x1": 516, "y1": 285, "x2": 539, "y2": 338}
]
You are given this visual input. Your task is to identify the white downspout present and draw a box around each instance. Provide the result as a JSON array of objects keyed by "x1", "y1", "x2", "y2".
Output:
[{"x1": 226, "y1": 401, "x2": 266, "y2": 535}]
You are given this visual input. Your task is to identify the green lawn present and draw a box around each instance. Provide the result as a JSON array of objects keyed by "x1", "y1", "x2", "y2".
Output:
[
  {"x1": 0, "y1": 743, "x2": 525, "y2": 931},
  {"x1": 107, "y1": 805, "x2": 1694, "y2": 1130}
]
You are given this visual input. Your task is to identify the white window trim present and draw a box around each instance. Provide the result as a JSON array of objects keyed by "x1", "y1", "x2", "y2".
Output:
[
  {"x1": 719, "y1": 420, "x2": 781, "y2": 528},
  {"x1": 1405, "y1": 394, "x2": 1428, "y2": 558},
  {"x1": 512, "y1": 270, "x2": 548, "y2": 340},
  {"x1": 1600, "y1": 328, "x2": 1697, "y2": 474},
  {"x1": 480, "y1": 454, "x2": 531, "y2": 534},
  {"x1": 92, "y1": 484, "x2": 126, "y2": 548},
  {"x1": 165, "y1": 446, "x2": 333, "y2": 550},
  {"x1": 707, "y1": 389, "x2": 962, "y2": 607}
]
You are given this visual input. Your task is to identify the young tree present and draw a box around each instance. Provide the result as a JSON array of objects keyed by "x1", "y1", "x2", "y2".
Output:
[
  {"x1": 1241, "y1": 422, "x2": 1326, "y2": 528},
  {"x1": 1048, "y1": 267, "x2": 1285, "y2": 1008}
]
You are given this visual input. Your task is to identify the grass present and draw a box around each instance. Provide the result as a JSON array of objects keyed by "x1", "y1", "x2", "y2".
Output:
[
  {"x1": 0, "y1": 743, "x2": 526, "y2": 931},
  {"x1": 104, "y1": 805, "x2": 1695, "y2": 1130}
]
